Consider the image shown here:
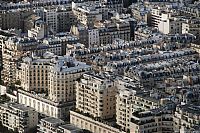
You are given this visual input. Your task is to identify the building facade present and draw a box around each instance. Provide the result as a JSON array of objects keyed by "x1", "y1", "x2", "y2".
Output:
[
  {"x1": 37, "y1": 117, "x2": 64, "y2": 133},
  {"x1": 173, "y1": 104, "x2": 200, "y2": 133},
  {"x1": 76, "y1": 73, "x2": 117, "y2": 119},
  {"x1": 18, "y1": 89, "x2": 74, "y2": 119},
  {"x1": 1, "y1": 37, "x2": 38, "y2": 84},
  {"x1": 17, "y1": 52, "x2": 91, "y2": 102},
  {"x1": 96, "y1": 19, "x2": 131, "y2": 45},
  {"x1": 0, "y1": 9, "x2": 33, "y2": 32},
  {"x1": 130, "y1": 107, "x2": 174, "y2": 133},
  {"x1": 72, "y1": 2, "x2": 103, "y2": 27},
  {"x1": 70, "y1": 111, "x2": 125, "y2": 133},
  {"x1": 0, "y1": 102, "x2": 38, "y2": 133},
  {"x1": 158, "y1": 15, "x2": 183, "y2": 34}
]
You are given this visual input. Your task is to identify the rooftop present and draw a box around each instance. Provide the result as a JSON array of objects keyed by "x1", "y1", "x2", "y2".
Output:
[
  {"x1": 177, "y1": 104, "x2": 200, "y2": 115},
  {"x1": 59, "y1": 124, "x2": 81, "y2": 131},
  {"x1": 0, "y1": 102, "x2": 34, "y2": 112},
  {"x1": 22, "y1": 52, "x2": 91, "y2": 73},
  {"x1": 41, "y1": 117, "x2": 64, "y2": 124},
  {"x1": 132, "y1": 104, "x2": 174, "y2": 119},
  {"x1": 79, "y1": 72, "x2": 116, "y2": 90}
]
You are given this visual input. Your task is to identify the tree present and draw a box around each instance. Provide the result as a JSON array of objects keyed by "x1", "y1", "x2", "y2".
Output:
[{"x1": 15, "y1": 80, "x2": 21, "y2": 85}]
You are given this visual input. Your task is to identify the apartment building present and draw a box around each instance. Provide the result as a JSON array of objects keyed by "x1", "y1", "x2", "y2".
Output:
[
  {"x1": 71, "y1": 16, "x2": 131, "y2": 46},
  {"x1": 17, "y1": 56, "x2": 49, "y2": 93},
  {"x1": 95, "y1": 19, "x2": 130, "y2": 45},
  {"x1": 17, "y1": 52, "x2": 91, "y2": 102},
  {"x1": 151, "y1": 7, "x2": 172, "y2": 28},
  {"x1": 18, "y1": 89, "x2": 74, "y2": 119},
  {"x1": 57, "y1": 5, "x2": 76, "y2": 32},
  {"x1": 88, "y1": 28, "x2": 99, "y2": 47},
  {"x1": 1, "y1": 30, "x2": 78, "y2": 83},
  {"x1": 36, "y1": 37, "x2": 63, "y2": 56},
  {"x1": 72, "y1": 2, "x2": 104, "y2": 27},
  {"x1": 34, "y1": 5, "x2": 75, "y2": 33},
  {"x1": 116, "y1": 90, "x2": 161, "y2": 131},
  {"x1": 116, "y1": 88, "x2": 137, "y2": 132},
  {"x1": 130, "y1": 3, "x2": 151, "y2": 25},
  {"x1": 33, "y1": 34, "x2": 77, "y2": 56},
  {"x1": 1, "y1": 37, "x2": 38, "y2": 84},
  {"x1": 57, "y1": 124, "x2": 83, "y2": 133},
  {"x1": 43, "y1": 7, "x2": 58, "y2": 33},
  {"x1": 191, "y1": 43, "x2": 200, "y2": 54},
  {"x1": 75, "y1": 37, "x2": 161, "y2": 69},
  {"x1": 55, "y1": 32, "x2": 79, "y2": 55},
  {"x1": 0, "y1": 9, "x2": 33, "y2": 32},
  {"x1": 114, "y1": 14, "x2": 136, "y2": 40},
  {"x1": 130, "y1": 106, "x2": 174, "y2": 133},
  {"x1": 135, "y1": 23, "x2": 159, "y2": 40},
  {"x1": 1, "y1": 35, "x2": 65, "y2": 84},
  {"x1": 76, "y1": 73, "x2": 117, "y2": 119},
  {"x1": 37, "y1": 117, "x2": 64, "y2": 133},
  {"x1": 0, "y1": 102, "x2": 38, "y2": 133},
  {"x1": 100, "y1": 0, "x2": 123, "y2": 13},
  {"x1": 115, "y1": 75, "x2": 141, "y2": 132},
  {"x1": 179, "y1": 4, "x2": 200, "y2": 18},
  {"x1": 173, "y1": 104, "x2": 200, "y2": 133},
  {"x1": 0, "y1": 0, "x2": 69, "y2": 11},
  {"x1": 158, "y1": 15, "x2": 183, "y2": 34},
  {"x1": 163, "y1": 33, "x2": 196, "y2": 43},
  {"x1": 133, "y1": 92, "x2": 162, "y2": 110},
  {"x1": 38, "y1": 117, "x2": 83, "y2": 133},
  {"x1": 0, "y1": 30, "x2": 14, "y2": 78},
  {"x1": 70, "y1": 111, "x2": 125, "y2": 133},
  {"x1": 125, "y1": 49, "x2": 199, "y2": 87},
  {"x1": 182, "y1": 18, "x2": 200, "y2": 42}
]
